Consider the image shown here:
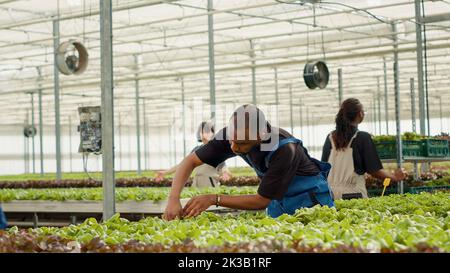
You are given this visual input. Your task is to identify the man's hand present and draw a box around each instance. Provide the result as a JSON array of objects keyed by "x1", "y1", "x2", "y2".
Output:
[
  {"x1": 393, "y1": 168, "x2": 408, "y2": 182},
  {"x1": 163, "y1": 198, "x2": 182, "y2": 221},
  {"x1": 182, "y1": 194, "x2": 216, "y2": 218}
]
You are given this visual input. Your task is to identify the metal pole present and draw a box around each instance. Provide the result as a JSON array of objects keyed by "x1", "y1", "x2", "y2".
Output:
[
  {"x1": 31, "y1": 92, "x2": 36, "y2": 174},
  {"x1": 250, "y1": 39, "x2": 256, "y2": 105},
  {"x1": 100, "y1": 0, "x2": 115, "y2": 220},
  {"x1": 24, "y1": 111, "x2": 29, "y2": 174},
  {"x1": 410, "y1": 78, "x2": 419, "y2": 180},
  {"x1": 415, "y1": 0, "x2": 426, "y2": 137},
  {"x1": 118, "y1": 112, "x2": 122, "y2": 171},
  {"x1": 37, "y1": 67, "x2": 44, "y2": 176},
  {"x1": 289, "y1": 85, "x2": 293, "y2": 135},
  {"x1": 69, "y1": 116, "x2": 73, "y2": 173},
  {"x1": 181, "y1": 78, "x2": 186, "y2": 157},
  {"x1": 168, "y1": 126, "x2": 173, "y2": 166},
  {"x1": 377, "y1": 77, "x2": 382, "y2": 135},
  {"x1": 173, "y1": 120, "x2": 177, "y2": 165},
  {"x1": 371, "y1": 99, "x2": 376, "y2": 134},
  {"x1": 274, "y1": 68, "x2": 279, "y2": 125},
  {"x1": 143, "y1": 98, "x2": 148, "y2": 170},
  {"x1": 134, "y1": 55, "x2": 141, "y2": 176},
  {"x1": 338, "y1": 68, "x2": 343, "y2": 106},
  {"x1": 383, "y1": 57, "x2": 389, "y2": 135},
  {"x1": 392, "y1": 22, "x2": 403, "y2": 194},
  {"x1": 207, "y1": 0, "x2": 216, "y2": 121},
  {"x1": 439, "y1": 96, "x2": 443, "y2": 133},
  {"x1": 53, "y1": 19, "x2": 62, "y2": 181},
  {"x1": 410, "y1": 78, "x2": 417, "y2": 133},
  {"x1": 306, "y1": 107, "x2": 310, "y2": 145},
  {"x1": 299, "y1": 98, "x2": 303, "y2": 140},
  {"x1": 128, "y1": 125, "x2": 131, "y2": 170}
]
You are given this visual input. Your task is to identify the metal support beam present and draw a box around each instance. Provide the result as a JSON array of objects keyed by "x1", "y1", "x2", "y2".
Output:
[
  {"x1": 207, "y1": 0, "x2": 216, "y2": 121},
  {"x1": 410, "y1": 78, "x2": 419, "y2": 180},
  {"x1": 143, "y1": 99, "x2": 148, "y2": 170},
  {"x1": 439, "y1": 96, "x2": 443, "y2": 133},
  {"x1": 250, "y1": 39, "x2": 256, "y2": 105},
  {"x1": 30, "y1": 92, "x2": 36, "y2": 174},
  {"x1": 69, "y1": 116, "x2": 73, "y2": 173},
  {"x1": 306, "y1": 107, "x2": 310, "y2": 145},
  {"x1": 134, "y1": 55, "x2": 142, "y2": 176},
  {"x1": 392, "y1": 22, "x2": 403, "y2": 194},
  {"x1": 181, "y1": 78, "x2": 186, "y2": 157},
  {"x1": 383, "y1": 57, "x2": 389, "y2": 135},
  {"x1": 274, "y1": 67, "x2": 279, "y2": 125},
  {"x1": 53, "y1": 19, "x2": 62, "y2": 181},
  {"x1": 100, "y1": 0, "x2": 115, "y2": 220},
  {"x1": 118, "y1": 112, "x2": 122, "y2": 171},
  {"x1": 24, "y1": 111, "x2": 29, "y2": 174},
  {"x1": 371, "y1": 99, "x2": 376, "y2": 134},
  {"x1": 168, "y1": 126, "x2": 173, "y2": 166},
  {"x1": 410, "y1": 78, "x2": 417, "y2": 133},
  {"x1": 289, "y1": 85, "x2": 293, "y2": 135},
  {"x1": 377, "y1": 77, "x2": 382, "y2": 135},
  {"x1": 338, "y1": 68, "x2": 343, "y2": 105},
  {"x1": 299, "y1": 98, "x2": 303, "y2": 140},
  {"x1": 37, "y1": 67, "x2": 44, "y2": 176},
  {"x1": 415, "y1": 0, "x2": 426, "y2": 137},
  {"x1": 173, "y1": 120, "x2": 177, "y2": 165}
]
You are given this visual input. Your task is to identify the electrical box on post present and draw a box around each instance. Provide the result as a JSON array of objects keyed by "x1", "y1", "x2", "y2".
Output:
[{"x1": 78, "y1": 106, "x2": 102, "y2": 154}]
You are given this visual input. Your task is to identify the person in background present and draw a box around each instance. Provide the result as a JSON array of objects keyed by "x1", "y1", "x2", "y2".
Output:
[
  {"x1": 321, "y1": 98, "x2": 407, "y2": 199},
  {"x1": 163, "y1": 104, "x2": 334, "y2": 221},
  {"x1": 155, "y1": 121, "x2": 232, "y2": 187}
]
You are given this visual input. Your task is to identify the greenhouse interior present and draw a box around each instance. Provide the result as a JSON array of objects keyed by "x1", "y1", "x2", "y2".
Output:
[{"x1": 0, "y1": 0, "x2": 449, "y2": 256}]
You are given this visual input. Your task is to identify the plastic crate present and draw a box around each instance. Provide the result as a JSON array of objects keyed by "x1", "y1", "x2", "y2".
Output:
[
  {"x1": 374, "y1": 141, "x2": 396, "y2": 159},
  {"x1": 367, "y1": 188, "x2": 398, "y2": 197},
  {"x1": 407, "y1": 185, "x2": 450, "y2": 194},
  {"x1": 421, "y1": 139, "x2": 449, "y2": 157},
  {"x1": 403, "y1": 140, "x2": 424, "y2": 157},
  {"x1": 374, "y1": 140, "x2": 424, "y2": 159}
]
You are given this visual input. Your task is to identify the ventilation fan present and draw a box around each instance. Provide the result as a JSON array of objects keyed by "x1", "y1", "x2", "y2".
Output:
[
  {"x1": 23, "y1": 125, "x2": 37, "y2": 138},
  {"x1": 303, "y1": 61, "x2": 329, "y2": 89},
  {"x1": 56, "y1": 40, "x2": 89, "y2": 75}
]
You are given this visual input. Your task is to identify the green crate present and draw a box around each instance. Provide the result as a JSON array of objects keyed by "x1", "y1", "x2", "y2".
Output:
[
  {"x1": 403, "y1": 140, "x2": 424, "y2": 157},
  {"x1": 367, "y1": 188, "x2": 398, "y2": 197},
  {"x1": 407, "y1": 185, "x2": 450, "y2": 194},
  {"x1": 421, "y1": 139, "x2": 449, "y2": 157},
  {"x1": 374, "y1": 140, "x2": 424, "y2": 159},
  {"x1": 374, "y1": 141, "x2": 396, "y2": 159}
]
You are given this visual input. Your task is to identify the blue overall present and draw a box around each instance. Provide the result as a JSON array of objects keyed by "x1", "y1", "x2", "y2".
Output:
[
  {"x1": 0, "y1": 206, "x2": 7, "y2": 229},
  {"x1": 241, "y1": 137, "x2": 335, "y2": 218}
]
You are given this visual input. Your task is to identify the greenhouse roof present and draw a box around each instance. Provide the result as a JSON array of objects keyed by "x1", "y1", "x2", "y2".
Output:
[{"x1": 0, "y1": 0, "x2": 449, "y2": 128}]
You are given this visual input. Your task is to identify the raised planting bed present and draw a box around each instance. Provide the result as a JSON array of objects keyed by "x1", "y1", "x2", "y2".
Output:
[
  {"x1": 1, "y1": 199, "x2": 233, "y2": 218},
  {"x1": 2, "y1": 192, "x2": 449, "y2": 253},
  {"x1": 0, "y1": 176, "x2": 261, "y2": 189},
  {"x1": 0, "y1": 186, "x2": 258, "y2": 202}
]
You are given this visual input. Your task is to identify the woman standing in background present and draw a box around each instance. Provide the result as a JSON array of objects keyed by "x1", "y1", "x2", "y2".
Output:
[{"x1": 321, "y1": 98, "x2": 407, "y2": 199}]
